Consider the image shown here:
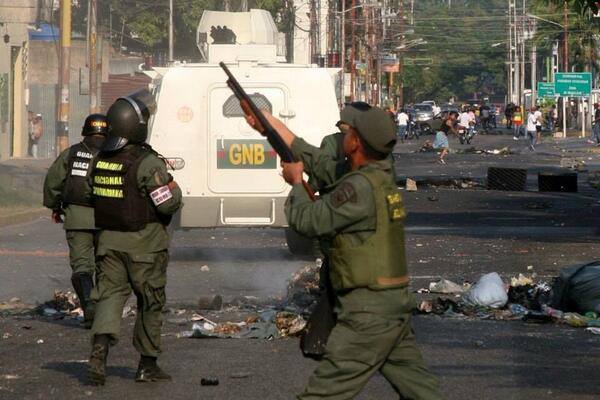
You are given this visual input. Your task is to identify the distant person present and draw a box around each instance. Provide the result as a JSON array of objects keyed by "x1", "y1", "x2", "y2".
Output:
[
  {"x1": 549, "y1": 105, "x2": 558, "y2": 133},
  {"x1": 27, "y1": 111, "x2": 34, "y2": 156},
  {"x1": 533, "y1": 106, "x2": 543, "y2": 144},
  {"x1": 422, "y1": 111, "x2": 458, "y2": 164},
  {"x1": 396, "y1": 109, "x2": 409, "y2": 139},
  {"x1": 505, "y1": 103, "x2": 514, "y2": 129},
  {"x1": 512, "y1": 106, "x2": 523, "y2": 140},
  {"x1": 526, "y1": 107, "x2": 538, "y2": 151},
  {"x1": 31, "y1": 114, "x2": 43, "y2": 158},
  {"x1": 590, "y1": 102, "x2": 600, "y2": 146}
]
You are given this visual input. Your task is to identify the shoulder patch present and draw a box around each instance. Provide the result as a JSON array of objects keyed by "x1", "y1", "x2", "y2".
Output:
[{"x1": 331, "y1": 181, "x2": 357, "y2": 208}]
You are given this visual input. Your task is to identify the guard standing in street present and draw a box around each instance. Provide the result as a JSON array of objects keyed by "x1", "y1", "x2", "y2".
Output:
[
  {"x1": 247, "y1": 105, "x2": 441, "y2": 399},
  {"x1": 87, "y1": 90, "x2": 182, "y2": 386},
  {"x1": 43, "y1": 113, "x2": 108, "y2": 329}
]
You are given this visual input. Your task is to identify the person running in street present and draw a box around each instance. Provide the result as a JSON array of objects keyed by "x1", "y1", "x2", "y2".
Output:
[{"x1": 526, "y1": 107, "x2": 538, "y2": 151}]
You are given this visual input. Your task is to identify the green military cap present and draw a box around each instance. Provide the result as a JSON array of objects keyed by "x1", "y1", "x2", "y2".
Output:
[{"x1": 338, "y1": 102, "x2": 397, "y2": 155}]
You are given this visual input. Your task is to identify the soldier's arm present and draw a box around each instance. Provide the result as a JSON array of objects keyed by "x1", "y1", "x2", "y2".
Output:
[
  {"x1": 285, "y1": 174, "x2": 374, "y2": 238},
  {"x1": 291, "y1": 137, "x2": 342, "y2": 188},
  {"x1": 42, "y1": 149, "x2": 70, "y2": 209},
  {"x1": 138, "y1": 155, "x2": 182, "y2": 216}
]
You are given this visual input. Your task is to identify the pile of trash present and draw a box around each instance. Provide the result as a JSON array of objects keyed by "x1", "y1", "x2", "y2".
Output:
[
  {"x1": 37, "y1": 290, "x2": 83, "y2": 319},
  {"x1": 417, "y1": 261, "x2": 600, "y2": 331},
  {"x1": 181, "y1": 261, "x2": 321, "y2": 340},
  {"x1": 454, "y1": 147, "x2": 512, "y2": 156},
  {"x1": 0, "y1": 297, "x2": 34, "y2": 315},
  {"x1": 181, "y1": 309, "x2": 307, "y2": 340}
]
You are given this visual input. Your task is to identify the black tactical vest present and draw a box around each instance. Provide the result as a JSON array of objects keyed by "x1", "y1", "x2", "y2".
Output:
[
  {"x1": 62, "y1": 142, "x2": 100, "y2": 206},
  {"x1": 92, "y1": 146, "x2": 159, "y2": 231}
]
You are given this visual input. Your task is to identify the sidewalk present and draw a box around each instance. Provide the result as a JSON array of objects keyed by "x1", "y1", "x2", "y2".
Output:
[{"x1": 0, "y1": 158, "x2": 50, "y2": 227}]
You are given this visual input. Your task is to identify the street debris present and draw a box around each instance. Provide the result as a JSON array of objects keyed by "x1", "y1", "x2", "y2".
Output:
[
  {"x1": 36, "y1": 339, "x2": 44, "y2": 344},
  {"x1": 428, "y1": 279, "x2": 465, "y2": 294},
  {"x1": 464, "y1": 272, "x2": 508, "y2": 308},
  {"x1": 588, "y1": 171, "x2": 600, "y2": 190},
  {"x1": 405, "y1": 178, "x2": 418, "y2": 192},
  {"x1": 200, "y1": 265, "x2": 210, "y2": 272},
  {"x1": 200, "y1": 378, "x2": 219, "y2": 386},
  {"x1": 1, "y1": 375, "x2": 20, "y2": 380},
  {"x1": 415, "y1": 262, "x2": 600, "y2": 330},
  {"x1": 454, "y1": 147, "x2": 512, "y2": 155},
  {"x1": 0, "y1": 297, "x2": 34, "y2": 315}
]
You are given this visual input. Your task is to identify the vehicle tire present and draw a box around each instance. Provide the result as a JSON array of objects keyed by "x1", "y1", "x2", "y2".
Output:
[{"x1": 285, "y1": 228, "x2": 318, "y2": 256}]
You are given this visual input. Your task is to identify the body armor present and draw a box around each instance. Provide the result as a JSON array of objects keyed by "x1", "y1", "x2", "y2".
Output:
[
  {"x1": 62, "y1": 142, "x2": 100, "y2": 207},
  {"x1": 329, "y1": 167, "x2": 409, "y2": 291},
  {"x1": 92, "y1": 146, "x2": 159, "y2": 231}
]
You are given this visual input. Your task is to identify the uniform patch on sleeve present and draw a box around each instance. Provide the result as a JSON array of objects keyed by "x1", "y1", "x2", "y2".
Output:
[
  {"x1": 331, "y1": 182, "x2": 357, "y2": 208},
  {"x1": 150, "y1": 185, "x2": 173, "y2": 206},
  {"x1": 153, "y1": 170, "x2": 169, "y2": 187}
]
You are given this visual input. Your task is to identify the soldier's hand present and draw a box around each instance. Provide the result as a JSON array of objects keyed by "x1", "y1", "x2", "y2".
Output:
[
  {"x1": 281, "y1": 161, "x2": 304, "y2": 185},
  {"x1": 51, "y1": 210, "x2": 63, "y2": 224}
]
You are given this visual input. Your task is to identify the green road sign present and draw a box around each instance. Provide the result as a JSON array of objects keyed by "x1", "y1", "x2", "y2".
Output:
[
  {"x1": 537, "y1": 82, "x2": 555, "y2": 98},
  {"x1": 555, "y1": 72, "x2": 592, "y2": 97}
]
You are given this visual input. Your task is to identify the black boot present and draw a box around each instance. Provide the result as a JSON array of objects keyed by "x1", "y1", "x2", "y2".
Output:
[
  {"x1": 71, "y1": 272, "x2": 95, "y2": 329},
  {"x1": 135, "y1": 355, "x2": 172, "y2": 383},
  {"x1": 88, "y1": 334, "x2": 110, "y2": 386}
]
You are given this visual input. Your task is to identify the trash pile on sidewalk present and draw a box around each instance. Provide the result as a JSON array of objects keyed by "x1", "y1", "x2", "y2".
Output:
[
  {"x1": 417, "y1": 261, "x2": 600, "y2": 331},
  {"x1": 179, "y1": 261, "x2": 320, "y2": 340}
]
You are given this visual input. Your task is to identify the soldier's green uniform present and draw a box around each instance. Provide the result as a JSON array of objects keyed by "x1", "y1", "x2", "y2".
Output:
[
  {"x1": 287, "y1": 105, "x2": 441, "y2": 399},
  {"x1": 43, "y1": 114, "x2": 108, "y2": 328},
  {"x1": 91, "y1": 146, "x2": 182, "y2": 355},
  {"x1": 88, "y1": 89, "x2": 181, "y2": 385}
]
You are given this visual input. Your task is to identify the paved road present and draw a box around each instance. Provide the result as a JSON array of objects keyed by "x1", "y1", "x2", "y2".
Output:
[{"x1": 1, "y1": 133, "x2": 600, "y2": 399}]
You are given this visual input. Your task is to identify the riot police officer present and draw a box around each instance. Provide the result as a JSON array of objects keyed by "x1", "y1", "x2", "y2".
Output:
[
  {"x1": 43, "y1": 113, "x2": 108, "y2": 328},
  {"x1": 87, "y1": 90, "x2": 182, "y2": 385}
]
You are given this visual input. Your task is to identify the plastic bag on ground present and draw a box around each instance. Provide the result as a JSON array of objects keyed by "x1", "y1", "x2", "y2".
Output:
[{"x1": 464, "y1": 272, "x2": 508, "y2": 308}]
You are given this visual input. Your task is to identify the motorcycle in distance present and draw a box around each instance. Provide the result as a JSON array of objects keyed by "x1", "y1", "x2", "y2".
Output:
[
  {"x1": 458, "y1": 124, "x2": 476, "y2": 144},
  {"x1": 402, "y1": 119, "x2": 420, "y2": 141}
]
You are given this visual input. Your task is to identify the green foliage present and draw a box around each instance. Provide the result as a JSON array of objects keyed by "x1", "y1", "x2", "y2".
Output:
[
  {"x1": 400, "y1": 0, "x2": 509, "y2": 103},
  {"x1": 67, "y1": 0, "x2": 288, "y2": 59}
]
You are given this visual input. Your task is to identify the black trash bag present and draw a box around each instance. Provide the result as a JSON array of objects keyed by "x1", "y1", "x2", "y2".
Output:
[
  {"x1": 551, "y1": 261, "x2": 600, "y2": 314},
  {"x1": 508, "y1": 284, "x2": 551, "y2": 311}
]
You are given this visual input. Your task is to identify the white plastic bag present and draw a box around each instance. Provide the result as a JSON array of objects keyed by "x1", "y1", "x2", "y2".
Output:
[{"x1": 464, "y1": 272, "x2": 508, "y2": 308}]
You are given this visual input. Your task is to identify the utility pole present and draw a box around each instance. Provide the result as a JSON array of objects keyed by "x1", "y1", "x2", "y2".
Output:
[
  {"x1": 562, "y1": 0, "x2": 568, "y2": 136},
  {"x1": 89, "y1": 0, "x2": 99, "y2": 113},
  {"x1": 169, "y1": 0, "x2": 174, "y2": 62},
  {"x1": 508, "y1": 0, "x2": 514, "y2": 104},
  {"x1": 364, "y1": 5, "x2": 370, "y2": 103},
  {"x1": 340, "y1": 0, "x2": 346, "y2": 105},
  {"x1": 309, "y1": 0, "x2": 317, "y2": 64},
  {"x1": 520, "y1": 0, "x2": 525, "y2": 108},
  {"x1": 57, "y1": 0, "x2": 71, "y2": 154},
  {"x1": 398, "y1": 0, "x2": 404, "y2": 109},
  {"x1": 531, "y1": 44, "x2": 537, "y2": 106},
  {"x1": 350, "y1": 0, "x2": 356, "y2": 101}
]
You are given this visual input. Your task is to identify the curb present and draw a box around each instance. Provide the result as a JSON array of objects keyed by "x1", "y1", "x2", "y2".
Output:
[{"x1": 0, "y1": 208, "x2": 47, "y2": 227}]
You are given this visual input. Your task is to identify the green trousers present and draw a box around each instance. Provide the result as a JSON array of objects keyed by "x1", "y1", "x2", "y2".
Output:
[
  {"x1": 66, "y1": 230, "x2": 97, "y2": 275},
  {"x1": 298, "y1": 287, "x2": 442, "y2": 400},
  {"x1": 91, "y1": 249, "x2": 168, "y2": 357}
]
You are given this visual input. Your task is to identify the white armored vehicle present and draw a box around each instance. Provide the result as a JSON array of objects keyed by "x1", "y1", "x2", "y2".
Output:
[{"x1": 147, "y1": 9, "x2": 339, "y2": 250}]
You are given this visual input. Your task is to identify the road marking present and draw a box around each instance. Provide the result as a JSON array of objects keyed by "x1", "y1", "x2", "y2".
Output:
[{"x1": 0, "y1": 249, "x2": 67, "y2": 257}]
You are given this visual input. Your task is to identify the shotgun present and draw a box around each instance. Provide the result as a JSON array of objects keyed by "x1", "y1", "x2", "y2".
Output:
[{"x1": 219, "y1": 61, "x2": 316, "y2": 201}]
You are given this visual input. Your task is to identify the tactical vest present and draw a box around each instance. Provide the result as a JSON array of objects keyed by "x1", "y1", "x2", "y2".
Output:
[
  {"x1": 62, "y1": 142, "x2": 99, "y2": 207},
  {"x1": 329, "y1": 167, "x2": 409, "y2": 291},
  {"x1": 92, "y1": 146, "x2": 159, "y2": 231}
]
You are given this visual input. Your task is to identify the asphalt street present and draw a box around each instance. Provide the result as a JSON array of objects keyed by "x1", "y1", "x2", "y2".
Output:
[{"x1": 1, "y1": 132, "x2": 600, "y2": 399}]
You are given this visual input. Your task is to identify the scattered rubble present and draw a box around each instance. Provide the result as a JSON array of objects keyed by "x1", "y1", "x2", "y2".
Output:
[
  {"x1": 405, "y1": 178, "x2": 418, "y2": 192},
  {"x1": 428, "y1": 279, "x2": 466, "y2": 294},
  {"x1": 0, "y1": 298, "x2": 34, "y2": 315}
]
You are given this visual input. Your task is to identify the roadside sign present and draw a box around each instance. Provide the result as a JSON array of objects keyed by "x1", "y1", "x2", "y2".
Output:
[
  {"x1": 537, "y1": 82, "x2": 555, "y2": 98},
  {"x1": 555, "y1": 72, "x2": 592, "y2": 97}
]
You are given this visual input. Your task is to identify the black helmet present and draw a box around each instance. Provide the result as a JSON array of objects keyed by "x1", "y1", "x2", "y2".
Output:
[
  {"x1": 103, "y1": 89, "x2": 156, "y2": 152},
  {"x1": 82, "y1": 113, "x2": 108, "y2": 136}
]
